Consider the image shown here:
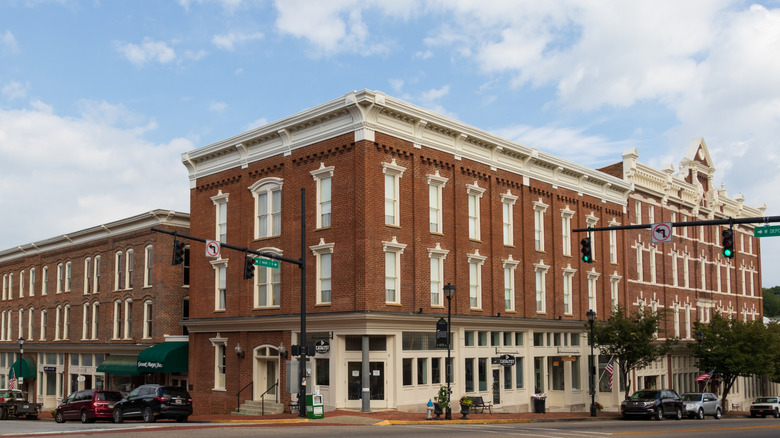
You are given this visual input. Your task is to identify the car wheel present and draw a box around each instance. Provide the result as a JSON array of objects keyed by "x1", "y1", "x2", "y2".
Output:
[
  {"x1": 176, "y1": 415, "x2": 188, "y2": 423},
  {"x1": 714, "y1": 408, "x2": 722, "y2": 419},
  {"x1": 750, "y1": 412, "x2": 756, "y2": 418},
  {"x1": 54, "y1": 410, "x2": 65, "y2": 423},
  {"x1": 0, "y1": 407, "x2": 9, "y2": 421},
  {"x1": 143, "y1": 407, "x2": 156, "y2": 423},
  {"x1": 774, "y1": 409, "x2": 779, "y2": 419},
  {"x1": 674, "y1": 407, "x2": 683, "y2": 420},
  {"x1": 81, "y1": 410, "x2": 91, "y2": 423},
  {"x1": 697, "y1": 408, "x2": 705, "y2": 420},
  {"x1": 113, "y1": 408, "x2": 124, "y2": 424},
  {"x1": 654, "y1": 407, "x2": 664, "y2": 421}
]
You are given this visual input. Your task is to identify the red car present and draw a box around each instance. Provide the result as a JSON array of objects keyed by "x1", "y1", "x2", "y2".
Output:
[{"x1": 54, "y1": 389, "x2": 123, "y2": 423}]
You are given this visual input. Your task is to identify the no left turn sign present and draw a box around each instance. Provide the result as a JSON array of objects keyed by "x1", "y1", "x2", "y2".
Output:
[
  {"x1": 205, "y1": 240, "x2": 221, "y2": 258},
  {"x1": 651, "y1": 223, "x2": 673, "y2": 243}
]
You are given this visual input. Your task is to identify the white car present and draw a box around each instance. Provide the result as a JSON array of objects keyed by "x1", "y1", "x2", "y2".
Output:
[
  {"x1": 681, "y1": 392, "x2": 722, "y2": 419},
  {"x1": 749, "y1": 396, "x2": 780, "y2": 418}
]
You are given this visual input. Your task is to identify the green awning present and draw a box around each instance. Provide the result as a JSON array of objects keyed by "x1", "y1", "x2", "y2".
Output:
[
  {"x1": 8, "y1": 357, "x2": 36, "y2": 379},
  {"x1": 137, "y1": 342, "x2": 188, "y2": 373},
  {"x1": 97, "y1": 355, "x2": 140, "y2": 376}
]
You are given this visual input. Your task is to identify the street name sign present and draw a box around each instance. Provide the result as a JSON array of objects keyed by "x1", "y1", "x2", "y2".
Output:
[
  {"x1": 754, "y1": 225, "x2": 780, "y2": 237},
  {"x1": 254, "y1": 257, "x2": 280, "y2": 269}
]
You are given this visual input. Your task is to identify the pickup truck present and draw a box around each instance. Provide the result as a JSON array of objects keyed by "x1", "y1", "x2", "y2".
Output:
[
  {"x1": 0, "y1": 389, "x2": 42, "y2": 420},
  {"x1": 749, "y1": 396, "x2": 780, "y2": 418}
]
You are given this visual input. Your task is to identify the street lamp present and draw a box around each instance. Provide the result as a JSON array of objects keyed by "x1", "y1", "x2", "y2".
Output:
[
  {"x1": 586, "y1": 310, "x2": 597, "y2": 417},
  {"x1": 696, "y1": 331, "x2": 704, "y2": 389},
  {"x1": 17, "y1": 337, "x2": 24, "y2": 392},
  {"x1": 443, "y1": 283, "x2": 456, "y2": 421}
]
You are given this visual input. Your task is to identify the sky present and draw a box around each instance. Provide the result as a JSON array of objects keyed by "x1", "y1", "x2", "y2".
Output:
[{"x1": 2, "y1": 0, "x2": 780, "y2": 285}]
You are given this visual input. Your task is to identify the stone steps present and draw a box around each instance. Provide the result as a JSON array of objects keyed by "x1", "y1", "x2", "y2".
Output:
[{"x1": 232, "y1": 399, "x2": 285, "y2": 416}]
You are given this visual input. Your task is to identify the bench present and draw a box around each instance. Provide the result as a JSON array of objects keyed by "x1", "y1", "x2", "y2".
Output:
[
  {"x1": 468, "y1": 395, "x2": 493, "y2": 414},
  {"x1": 289, "y1": 399, "x2": 300, "y2": 413}
]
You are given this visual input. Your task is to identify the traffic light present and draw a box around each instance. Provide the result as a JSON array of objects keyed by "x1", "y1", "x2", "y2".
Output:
[
  {"x1": 172, "y1": 240, "x2": 185, "y2": 265},
  {"x1": 580, "y1": 237, "x2": 593, "y2": 263},
  {"x1": 244, "y1": 256, "x2": 256, "y2": 279},
  {"x1": 721, "y1": 228, "x2": 735, "y2": 258}
]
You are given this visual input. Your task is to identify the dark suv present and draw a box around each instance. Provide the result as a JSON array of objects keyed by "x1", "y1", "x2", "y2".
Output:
[
  {"x1": 54, "y1": 389, "x2": 122, "y2": 423},
  {"x1": 112, "y1": 384, "x2": 192, "y2": 423},
  {"x1": 621, "y1": 389, "x2": 683, "y2": 420}
]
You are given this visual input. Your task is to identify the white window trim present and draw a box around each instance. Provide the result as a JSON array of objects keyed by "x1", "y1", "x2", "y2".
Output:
[
  {"x1": 83, "y1": 258, "x2": 92, "y2": 295},
  {"x1": 254, "y1": 247, "x2": 283, "y2": 308},
  {"x1": 211, "y1": 190, "x2": 229, "y2": 243},
  {"x1": 311, "y1": 163, "x2": 335, "y2": 229},
  {"x1": 91, "y1": 302, "x2": 99, "y2": 340},
  {"x1": 82, "y1": 303, "x2": 90, "y2": 340},
  {"x1": 65, "y1": 261, "x2": 72, "y2": 292},
  {"x1": 56, "y1": 264, "x2": 63, "y2": 293},
  {"x1": 144, "y1": 245, "x2": 153, "y2": 287},
  {"x1": 210, "y1": 335, "x2": 228, "y2": 391},
  {"x1": 112, "y1": 300, "x2": 122, "y2": 340},
  {"x1": 534, "y1": 261, "x2": 550, "y2": 313},
  {"x1": 610, "y1": 273, "x2": 622, "y2": 310},
  {"x1": 310, "y1": 239, "x2": 335, "y2": 305},
  {"x1": 533, "y1": 199, "x2": 549, "y2": 252},
  {"x1": 382, "y1": 159, "x2": 406, "y2": 227},
  {"x1": 466, "y1": 182, "x2": 485, "y2": 241},
  {"x1": 114, "y1": 252, "x2": 123, "y2": 291},
  {"x1": 123, "y1": 298, "x2": 132, "y2": 340},
  {"x1": 143, "y1": 300, "x2": 153, "y2": 339},
  {"x1": 125, "y1": 249, "x2": 134, "y2": 290},
  {"x1": 587, "y1": 270, "x2": 601, "y2": 312},
  {"x1": 211, "y1": 259, "x2": 228, "y2": 311},
  {"x1": 503, "y1": 256, "x2": 519, "y2": 312},
  {"x1": 27, "y1": 307, "x2": 33, "y2": 340},
  {"x1": 427, "y1": 171, "x2": 448, "y2": 234},
  {"x1": 428, "y1": 243, "x2": 449, "y2": 308},
  {"x1": 585, "y1": 214, "x2": 599, "y2": 259},
  {"x1": 42, "y1": 266, "x2": 48, "y2": 295},
  {"x1": 383, "y1": 237, "x2": 407, "y2": 304},
  {"x1": 501, "y1": 191, "x2": 518, "y2": 246},
  {"x1": 249, "y1": 177, "x2": 284, "y2": 239},
  {"x1": 562, "y1": 266, "x2": 577, "y2": 315},
  {"x1": 40, "y1": 309, "x2": 47, "y2": 341},
  {"x1": 561, "y1": 207, "x2": 575, "y2": 257},
  {"x1": 467, "y1": 251, "x2": 487, "y2": 310}
]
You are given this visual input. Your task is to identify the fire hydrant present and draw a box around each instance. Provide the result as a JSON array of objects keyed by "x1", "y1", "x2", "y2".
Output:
[{"x1": 426, "y1": 399, "x2": 434, "y2": 420}]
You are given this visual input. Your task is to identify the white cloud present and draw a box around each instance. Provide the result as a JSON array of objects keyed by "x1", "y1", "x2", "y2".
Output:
[
  {"x1": 244, "y1": 117, "x2": 267, "y2": 131},
  {"x1": 212, "y1": 31, "x2": 264, "y2": 51},
  {"x1": 115, "y1": 38, "x2": 176, "y2": 66},
  {"x1": 2, "y1": 81, "x2": 28, "y2": 100},
  {"x1": 1, "y1": 30, "x2": 18, "y2": 54},
  {"x1": 210, "y1": 101, "x2": 228, "y2": 112},
  {"x1": 0, "y1": 103, "x2": 192, "y2": 249}
]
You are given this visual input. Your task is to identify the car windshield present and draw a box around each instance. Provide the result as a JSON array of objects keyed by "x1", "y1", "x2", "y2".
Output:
[
  {"x1": 162, "y1": 388, "x2": 190, "y2": 398},
  {"x1": 681, "y1": 393, "x2": 702, "y2": 401},
  {"x1": 631, "y1": 390, "x2": 659, "y2": 400},
  {"x1": 755, "y1": 397, "x2": 778, "y2": 403},
  {"x1": 96, "y1": 392, "x2": 122, "y2": 401}
]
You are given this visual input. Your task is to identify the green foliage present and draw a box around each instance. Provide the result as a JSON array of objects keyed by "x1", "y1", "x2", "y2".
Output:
[
  {"x1": 591, "y1": 306, "x2": 678, "y2": 400},
  {"x1": 459, "y1": 395, "x2": 474, "y2": 406},
  {"x1": 763, "y1": 287, "x2": 780, "y2": 317},
  {"x1": 691, "y1": 314, "x2": 780, "y2": 407},
  {"x1": 437, "y1": 385, "x2": 450, "y2": 410}
]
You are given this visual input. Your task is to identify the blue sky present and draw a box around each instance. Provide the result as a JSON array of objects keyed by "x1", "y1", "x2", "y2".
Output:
[{"x1": 2, "y1": 0, "x2": 780, "y2": 286}]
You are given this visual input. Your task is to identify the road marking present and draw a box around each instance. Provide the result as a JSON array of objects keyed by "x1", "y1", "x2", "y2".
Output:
[{"x1": 611, "y1": 424, "x2": 780, "y2": 435}]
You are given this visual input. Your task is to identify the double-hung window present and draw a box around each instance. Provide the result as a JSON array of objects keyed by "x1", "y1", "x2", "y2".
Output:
[
  {"x1": 125, "y1": 249, "x2": 134, "y2": 289},
  {"x1": 211, "y1": 191, "x2": 229, "y2": 242},
  {"x1": 427, "y1": 171, "x2": 447, "y2": 233},
  {"x1": 467, "y1": 251, "x2": 487, "y2": 309},
  {"x1": 534, "y1": 262, "x2": 550, "y2": 313},
  {"x1": 255, "y1": 248, "x2": 282, "y2": 308},
  {"x1": 114, "y1": 251, "x2": 124, "y2": 291},
  {"x1": 84, "y1": 258, "x2": 92, "y2": 294},
  {"x1": 383, "y1": 237, "x2": 407, "y2": 304},
  {"x1": 211, "y1": 259, "x2": 228, "y2": 311},
  {"x1": 144, "y1": 245, "x2": 153, "y2": 287},
  {"x1": 562, "y1": 267, "x2": 576, "y2": 315},
  {"x1": 143, "y1": 300, "x2": 153, "y2": 339},
  {"x1": 467, "y1": 183, "x2": 485, "y2": 240},
  {"x1": 501, "y1": 192, "x2": 517, "y2": 246},
  {"x1": 561, "y1": 207, "x2": 575, "y2": 256},
  {"x1": 587, "y1": 271, "x2": 600, "y2": 311},
  {"x1": 533, "y1": 199, "x2": 549, "y2": 251},
  {"x1": 249, "y1": 177, "x2": 283, "y2": 238},
  {"x1": 610, "y1": 275, "x2": 621, "y2": 309},
  {"x1": 382, "y1": 160, "x2": 406, "y2": 227},
  {"x1": 210, "y1": 337, "x2": 227, "y2": 390},
  {"x1": 311, "y1": 239, "x2": 335, "y2": 305},
  {"x1": 311, "y1": 163, "x2": 334, "y2": 228},
  {"x1": 503, "y1": 257, "x2": 519, "y2": 311},
  {"x1": 428, "y1": 244, "x2": 449, "y2": 307}
]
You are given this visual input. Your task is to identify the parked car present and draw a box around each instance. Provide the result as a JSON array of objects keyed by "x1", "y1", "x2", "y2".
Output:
[
  {"x1": 112, "y1": 384, "x2": 192, "y2": 423},
  {"x1": 749, "y1": 396, "x2": 780, "y2": 418},
  {"x1": 0, "y1": 388, "x2": 42, "y2": 420},
  {"x1": 680, "y1": 392, "x2": 722, "y2": 419},
  {"x1": 54, "y1": 389, "x2": 122, "y2": 423},
  {"x1": 621, "y1": 389, "x2": 683, "y2": 420}
]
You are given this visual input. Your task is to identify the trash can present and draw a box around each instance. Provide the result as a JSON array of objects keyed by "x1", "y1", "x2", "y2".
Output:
[
  {"x1": 532, "y1": 395, "x2": 546, "y2": 413},
  {"x1": 306, "y1": 394, "x2": 324, "y2": 419}
]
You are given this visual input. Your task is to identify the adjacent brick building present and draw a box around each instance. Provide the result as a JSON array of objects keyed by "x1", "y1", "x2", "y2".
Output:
[{"x1": 0, "y1": 210, "x2": 190, "y2": 410}]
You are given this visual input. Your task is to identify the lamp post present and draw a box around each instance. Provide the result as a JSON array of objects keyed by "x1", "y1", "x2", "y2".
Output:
[
  {"x1": 586, "y1": 310, "x2": 597, "y2": 417},
  {"x1": 443, "y1": 283, "x2": 456, "y2": 421},
  {"x1": 696, "y1": 331, "x2": 704, "y2": 389},
  {"x1": 17, "y1": 337, "x2": 24, "y2": 392}
]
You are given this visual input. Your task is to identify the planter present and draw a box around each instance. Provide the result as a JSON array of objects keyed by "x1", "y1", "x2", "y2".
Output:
[{"x1": 459, "y1": 403, "x2": 471, "y2": 419}]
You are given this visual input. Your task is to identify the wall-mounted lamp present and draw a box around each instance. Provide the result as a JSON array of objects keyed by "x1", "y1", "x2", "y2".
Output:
[
  {"x1": 417, "y1": 308, "x2": 423, "y2": 314},
  {"x1": 235, "y1": 343, "x2": 245, "y2": 359},
  {"x1": 278, "y1": 342, "x2": 288, "y2": 359},
  {"x1": 496, "y1": 312, "x2": 501, "y2": 317}
]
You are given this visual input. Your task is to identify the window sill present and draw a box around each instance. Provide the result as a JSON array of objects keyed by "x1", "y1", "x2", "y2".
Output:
[
  {"x1": 385, "y1": 302, "x2": 402, "y2": 307},
  {"x1": 315, "y1": 303, "x2": 331, "y2": 307},
  {"x1": 212, "y1": 388, "x2": 227, "y2": 392},
  {"x1": 469, "y1": 307, "x2": 483, "y2": 312}
]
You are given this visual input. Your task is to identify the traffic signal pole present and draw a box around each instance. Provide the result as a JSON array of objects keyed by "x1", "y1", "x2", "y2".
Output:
[{"x1": 573, "y1": 215, "x2": 780, "y2": 234}]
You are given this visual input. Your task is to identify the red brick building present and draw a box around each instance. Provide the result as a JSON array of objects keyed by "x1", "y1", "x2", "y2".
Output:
[
  {"x1": 599, "y1": 140, "x2": 774, "y2": 409},
  {"x1": 0, "y1": 210, "x2": 190, "y2": 410},
  {"x1": 182, "y1": 90, "x2": 636, "y2": 414}
]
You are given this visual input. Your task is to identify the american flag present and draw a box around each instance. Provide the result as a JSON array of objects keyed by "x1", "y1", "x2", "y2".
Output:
[
  {"x1": 696, "y1": 369, "x2": 715, "y2": 382},
  {"x1": 8, "y1": 367, "x2": 16, "y2": 390},
  {"x1": 605, "y1": 358, "x2": 614, "y2": 389}
]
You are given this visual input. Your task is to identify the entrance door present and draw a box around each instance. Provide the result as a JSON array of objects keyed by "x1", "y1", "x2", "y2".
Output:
[
  {"x1": 42, "y1": 370, "x2": 59, "y2": 409},
  {"x1": 254, "y1": 359, "x2": 278, "y2": 401},
  {"x1": 492, "y1": 369, "x2": 500, "y2": 405},
  {"x1": 346, "y1": 362, "x2": 385, "y2": 403}
]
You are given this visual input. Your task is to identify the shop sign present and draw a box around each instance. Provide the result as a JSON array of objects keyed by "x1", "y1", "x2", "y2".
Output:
[{"x1": 314, "y1": 340, "x2": 330, "y2": 354}]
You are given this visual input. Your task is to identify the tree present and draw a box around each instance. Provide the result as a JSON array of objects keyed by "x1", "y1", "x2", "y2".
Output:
[
  {"x1": 691, "y1": 314, "x2": 780, "y2": 409},
  {"x1": 763, "y1": 286, "x2": 780, "y2": 317},
  {"x1": 592, "y1": 306, "x2": 678, "y2": 400}
]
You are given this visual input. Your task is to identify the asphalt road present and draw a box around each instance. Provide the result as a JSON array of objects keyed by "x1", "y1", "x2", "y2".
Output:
[{"x1": 2, "y1": 417, "x2": 780, "y2": 438}]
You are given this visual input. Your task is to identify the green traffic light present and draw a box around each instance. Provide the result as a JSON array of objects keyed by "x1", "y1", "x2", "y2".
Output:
[
  {"x1": 581, "y1": 255, "x2": 590, "y2": 263},
  {"x1": 723, "y1": 248, "x2": 732, "y2": 257}
]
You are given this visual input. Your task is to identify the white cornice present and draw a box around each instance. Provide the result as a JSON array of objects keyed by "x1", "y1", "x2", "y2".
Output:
[
  {"x1": 0, "y1": 210, "x2": 189, "y2": 263},
  {"x1": 182, "y1": 90, "x2": 632, "y2": 205}
]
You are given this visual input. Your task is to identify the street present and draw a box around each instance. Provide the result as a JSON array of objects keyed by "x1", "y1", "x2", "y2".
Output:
[{"x1": 1, "y1": 417, "x2": 780, "y2": 438}]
